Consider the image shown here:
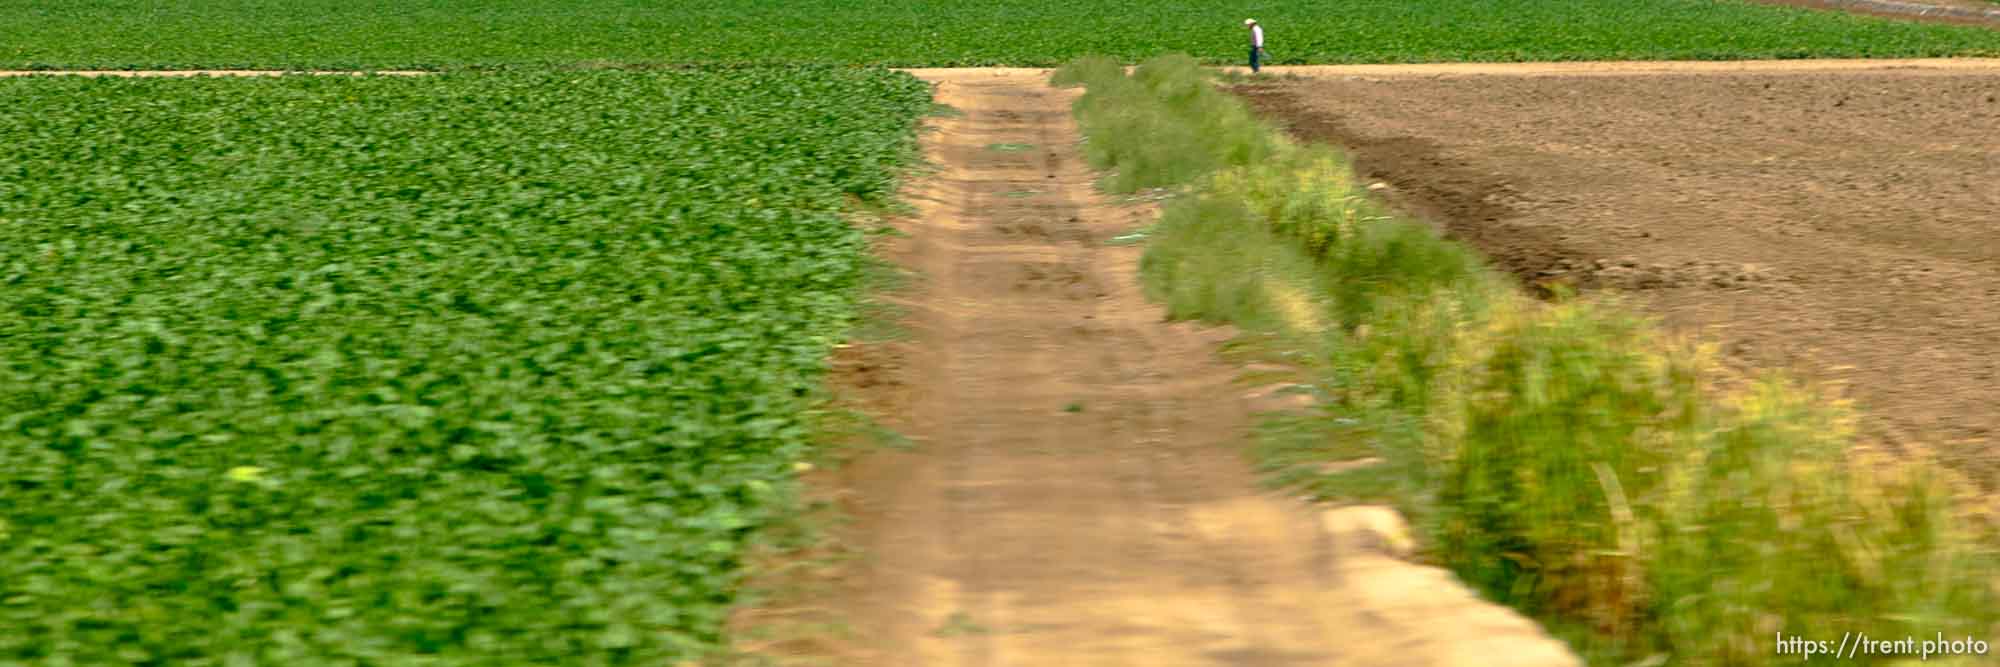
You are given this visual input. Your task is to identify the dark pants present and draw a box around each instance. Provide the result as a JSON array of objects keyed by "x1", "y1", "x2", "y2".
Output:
[{"x1": 1249, "y1": 46, "x2": 1261, "y2": 72}]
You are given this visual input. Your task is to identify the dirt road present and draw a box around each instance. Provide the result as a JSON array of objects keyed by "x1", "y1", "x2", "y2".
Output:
[
  {"x1": 1232, "y1": 63, "x2": 2000, "y2": 485},
  {"x1": 813, "y1": 70, "x2": 1580, "y2": 666}
]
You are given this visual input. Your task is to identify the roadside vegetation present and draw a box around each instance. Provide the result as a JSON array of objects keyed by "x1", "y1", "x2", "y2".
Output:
[
  {"x1": 1054, "y1": 54, "x2": 1997, "y2": 665},
  {"x1": 7, "y1": 0, "x2": 1999, "y2": 663},
  {"x1": 0, "y1": 68, "x2": 929, "y2": 664},
  {"x1": 8, "y1": 0, "x2": 2000, "y2": 70}
]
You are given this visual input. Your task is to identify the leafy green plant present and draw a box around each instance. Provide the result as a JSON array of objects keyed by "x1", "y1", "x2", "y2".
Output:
[
  {"x1": 1057, "y1": 54, "x2": 1280, "y2": 193},
  {"x1": 0, "y1": 68, "x2": 929, "y2": 664},
  {"x1": 5, "y1": 0, "x2": 2000, "y2": 70}
]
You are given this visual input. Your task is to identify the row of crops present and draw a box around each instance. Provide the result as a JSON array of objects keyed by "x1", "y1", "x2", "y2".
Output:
[
  {"x1": 7, "y1": 0, "x2": 2000, "y2": 69},
  {"x1": 0, "y1": 69, "x2": 930, "y2": 663}
]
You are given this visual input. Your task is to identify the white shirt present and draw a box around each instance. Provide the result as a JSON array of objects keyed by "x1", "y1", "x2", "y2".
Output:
[{"x1": 1251, "y1": 25, "x2": 1264, "y2": 48}]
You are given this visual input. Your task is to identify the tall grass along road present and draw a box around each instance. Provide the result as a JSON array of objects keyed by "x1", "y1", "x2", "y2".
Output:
[{"x1": 1057, "y1": 54, "x2": 1998, "y2": 666}]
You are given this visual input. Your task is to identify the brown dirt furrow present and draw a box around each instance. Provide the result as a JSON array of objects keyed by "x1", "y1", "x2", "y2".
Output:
[
  {"x1": 1231, "y1": 65, "x2": 2000, "y2": 486},
  {"x1": 1236, "y1": 58, "x2": 2000, "y2": 78},
  {"x1": 1749, "y1": 0, "x2": 2000, "y2": 26},
  {"x1": 814, "y1": 70, "x2": 1581, "y2": 666}
]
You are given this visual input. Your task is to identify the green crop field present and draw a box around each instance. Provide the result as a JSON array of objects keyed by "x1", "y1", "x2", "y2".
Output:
[
  {"x1": 0, "y1": 69, "x2": 929, "y2": 664},
  {"x1": 5, "y1": 0, "x2": 2000, "y2": 69},
  {"x1": 5, "y1": 0, "x2": 1999, "y2": 664}
]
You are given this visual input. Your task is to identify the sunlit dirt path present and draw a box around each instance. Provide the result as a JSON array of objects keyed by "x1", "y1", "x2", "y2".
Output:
[{"x1": 822, "y1": 69, "x2": 1581, "y2": 667}]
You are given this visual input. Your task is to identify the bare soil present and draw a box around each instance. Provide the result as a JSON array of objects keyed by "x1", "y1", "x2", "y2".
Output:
[
  {"x1": 1231, "y1": 63, "x2": 2000, "y2": 486},
  {"x1": 1216, "y1": 58, "x2": 2000, "y2": 78},
  {"x1": 1750, "y1": 0, "x2": 2000, "y2": 26},
  {"x1": 1890, "y1": 0, "x2": 2000, "y2": 10},
  {"x1": 787, "y1": 70, "x2": 1580, "y2": 666}
]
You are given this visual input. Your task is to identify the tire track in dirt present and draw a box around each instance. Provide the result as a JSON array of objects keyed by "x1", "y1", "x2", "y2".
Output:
[{"x1": 822, "y1": 70, "x2": 1581, "y2": 666}]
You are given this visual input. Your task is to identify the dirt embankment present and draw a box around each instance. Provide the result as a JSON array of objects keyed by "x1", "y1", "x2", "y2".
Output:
[{"x1": 1232, "y1": 66, "x2": 2000, "y2": 485}]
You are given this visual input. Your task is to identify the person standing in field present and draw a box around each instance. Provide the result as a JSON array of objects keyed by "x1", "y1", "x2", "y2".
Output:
[{"x1": 1245, "y1": 19, "x2": 1265, "y2": 73}]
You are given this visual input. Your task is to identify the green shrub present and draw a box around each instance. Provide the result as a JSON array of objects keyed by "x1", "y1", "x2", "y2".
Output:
[
  {"x1": 1436, "y1": 302, "x2": 1705, "y2": 634},
  {"x1": 1139, "y1": 195, "x2": 1309, "y2": 331},
  {"x1": 1652, "y1": 383, "x2": 1996, "y2": 663},
  {"x1": 1056, "y1": 54, "x2": 1279, "y2": 192},
  {"x1": 1206, "y1": 149, "x2": 1499, "y2": 327}
]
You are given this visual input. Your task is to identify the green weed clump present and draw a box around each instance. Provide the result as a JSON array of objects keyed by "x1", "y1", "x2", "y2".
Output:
[
  {"x1": 1059, "y1": 54, "x2": 1999, "y2": 665},
  {"x1": 1058, "y1": 54, "x2": 1279, "y2": 192},
  {"x1": 0, "y1": 69, "x2": 930, "y2": 664}
]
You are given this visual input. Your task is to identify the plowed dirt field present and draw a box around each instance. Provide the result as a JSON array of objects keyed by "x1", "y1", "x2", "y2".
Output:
[{"x1": 1233, "y1": 63, "x2": 2000, "y2": 486}]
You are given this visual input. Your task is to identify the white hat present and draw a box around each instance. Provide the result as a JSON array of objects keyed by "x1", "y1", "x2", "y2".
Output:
[{"x1": 1245, "y1": 18, "x2": 1257, "y2": 25}]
